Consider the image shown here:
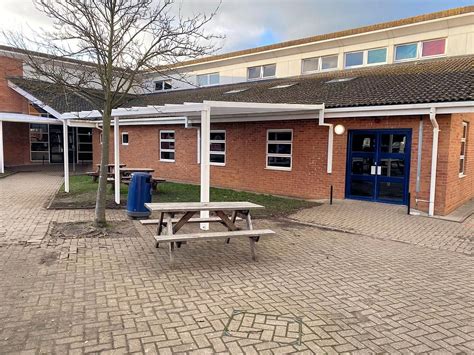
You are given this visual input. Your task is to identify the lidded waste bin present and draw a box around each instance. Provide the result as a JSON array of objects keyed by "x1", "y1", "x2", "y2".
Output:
[{"x1": 127, "y1": 172, "x2": 152, "y2": 218}]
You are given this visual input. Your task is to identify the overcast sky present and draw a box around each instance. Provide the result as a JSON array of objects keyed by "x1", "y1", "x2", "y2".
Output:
[{"x1": 0, "y1": 0, "x2": 472, "y2": 54}]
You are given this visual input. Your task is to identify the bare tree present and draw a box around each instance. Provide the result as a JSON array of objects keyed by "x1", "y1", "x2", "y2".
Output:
[{"x1": 5, "y1": 0, "x2": 220, "y2": 226}]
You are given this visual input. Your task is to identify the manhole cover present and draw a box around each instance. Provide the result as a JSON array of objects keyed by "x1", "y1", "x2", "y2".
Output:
[{"x1": 223, "y1": 310, "x2": 303, "y2": 346}]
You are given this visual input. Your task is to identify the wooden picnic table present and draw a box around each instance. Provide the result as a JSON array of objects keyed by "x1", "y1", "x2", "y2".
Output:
[
  {"x1": 143, "y1": 201, "x2": 275, "y2": 262},
  {"x1": 96, "y1": 163, "x2": 126, "y2": 174}
]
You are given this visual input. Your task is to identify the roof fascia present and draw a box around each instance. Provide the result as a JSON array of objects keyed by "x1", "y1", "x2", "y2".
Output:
[{"x1": 0, "y1": 112, "x2": 62, "y2": 124}]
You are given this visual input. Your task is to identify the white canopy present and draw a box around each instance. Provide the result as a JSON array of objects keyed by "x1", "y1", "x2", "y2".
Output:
[{"x1": 63, "y1": 101, "x2": 326, "y2": 229}]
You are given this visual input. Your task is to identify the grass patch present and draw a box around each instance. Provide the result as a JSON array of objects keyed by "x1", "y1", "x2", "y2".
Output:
[{"x1": 51, "y1": 175, "x2": 319, "y2": 217}]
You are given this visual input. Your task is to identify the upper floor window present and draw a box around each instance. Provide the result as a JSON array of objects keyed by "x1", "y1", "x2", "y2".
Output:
[
  {"x1": 154, "y1": 80, "x2": 172, "y2": 91},
  {"x1": 460, "y1": 122, "x2": 469, "y2": 176},
  {"x1": 197, "y1": 72, "x2": 220, "y2": 87},
  {"x1": 247, "y1": 64, "x2": 276, "y2": 80},
  {"x1": 302, "y1": 55, "x2": 338, "y2": 74},
  {"x1": 395, "y1": 38, "x2": 446, "y2": 62},
  {"x1": 345, "y1": 48, "x2": 387, "y2": 68}
]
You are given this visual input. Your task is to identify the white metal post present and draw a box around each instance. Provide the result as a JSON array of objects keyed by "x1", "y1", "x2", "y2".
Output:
[
  {"x1": 62, "y1": 120, "x2": 69, "y2": 192},
  {"x1": 114, "y1": 116, "x2": 120, "y2": 204},
  {"x1": 200, "y1": 106, "x2": 211, "y2": 230},
  {"x1": 0, "y1": 120, "x2": 4, "y2": 174}
]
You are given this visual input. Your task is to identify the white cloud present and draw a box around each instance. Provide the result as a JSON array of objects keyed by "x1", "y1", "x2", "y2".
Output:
[{"x1": 0, "y1": 0, "x2": 470, "y2": 54}]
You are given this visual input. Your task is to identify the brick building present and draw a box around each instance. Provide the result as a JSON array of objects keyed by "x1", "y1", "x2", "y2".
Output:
[{"x1": 0, "y1": 6, "x2": 473, "y2": 216}]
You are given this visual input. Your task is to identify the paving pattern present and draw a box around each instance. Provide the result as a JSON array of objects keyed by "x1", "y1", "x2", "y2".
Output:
[
  {"x1": 0, "y1": 171, "x2": 126, "y2": 245},
  {"x1": 0, "y1": 172, "x2": 473, "y2": 354},
  {"x1": 291, "y1": 199, "x2": 473, "y2": 255}
]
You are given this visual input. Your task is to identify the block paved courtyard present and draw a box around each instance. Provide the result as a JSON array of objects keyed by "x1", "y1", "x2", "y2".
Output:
[{"x1": 0, "y1": 171, "x2": 473, "y2": 354}]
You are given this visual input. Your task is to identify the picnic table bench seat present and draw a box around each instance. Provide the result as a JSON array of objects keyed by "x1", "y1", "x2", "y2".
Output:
[{"x1": 154, "y1": 229, "x2": 275, "y2": 243}]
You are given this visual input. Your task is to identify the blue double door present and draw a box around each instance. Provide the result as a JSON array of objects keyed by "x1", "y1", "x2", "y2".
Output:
[{"x1": 346, "y1": 129, "x2": 412, "y2": 205}]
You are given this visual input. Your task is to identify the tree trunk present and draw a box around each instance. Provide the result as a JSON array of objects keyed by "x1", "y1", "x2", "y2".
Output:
[{"x1": 94, "y1": 106, "x2": 112, "y2": 226}]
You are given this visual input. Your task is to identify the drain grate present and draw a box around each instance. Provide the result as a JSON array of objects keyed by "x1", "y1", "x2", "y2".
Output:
[{"x1": 222, "y1": 310, "x2": 303, "y2": 346}]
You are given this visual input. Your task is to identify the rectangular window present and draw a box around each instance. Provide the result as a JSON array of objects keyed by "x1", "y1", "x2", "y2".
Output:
[
  {"x1": 302, "y1": 57, "x2": 319, "y2": 74},
  {"x1": 395, "y1": 43, "x2": 418, "y2": 61},
  {"x1": 267, "y1": 129, "x2": 292, "y2": 170},
  {"x1": 154, "y1": 80, "x2": 172, "y2": 91},
  {"x1": 247, "y1": 64, "x2": 276, "y2": 80},
  {"x1": 460, "y1": 122, "x2": 468, "y2": 176},
  {"x1": 210, "y1": 130, "x2": 226, "y2": 165},
  {"x1": 30, "y1": 123, "x2": 49, "y2": 162},
  {"x1": 121, "y1": 132, "x2": 129, "y2": 145},
  {"x1": 160, "y1": 130, "x2": 175, "y2": 162},
  {"x1": 321, "y1": 55, "x2": 338, "y2": 70},
  {"x1": 302, "y1": 55, "x2": 338, "y2": 74},
  {"x1": 197, "y1": 72, "x2": 220, "y2": 87},
  {"x1": 422, "y1": 38, "x2": 446, "y2": 57},
  {"x1": 345, "y1": 51, "x2": 364, "y2": 68},
  {"x1": 367, "y1": 48, "x2": 387, "y2": 64}
]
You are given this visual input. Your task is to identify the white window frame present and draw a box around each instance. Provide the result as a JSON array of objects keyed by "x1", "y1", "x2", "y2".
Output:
[
  {"x1": 247, "y1": 64, "x2": 276, "y2": 81},
  {"x1": 99, "y1": 132, "x2": 103, "y2": 145},
  {"x1": 394, "y1": 38, "x2": 447, "y2": 63},
  {"x1": 266, "y1": 129, "x2": 293, "y2": 171},
  {"x1": 460, "y1": 121, "x2": 468, "y2": 177},
  {"x1": 160, "y1": 130, "x2": 175, "y2": 162},
  {"x1": 420, "y1": 38, "x2": 447, "y2": 59},
  {"x1": 121, "y1": 132, "x2": 129, "y2": 145},
  {"x1": 154, "y1": 79, "x2": 172, "y2": 92},
  {"x1": 29, "y1": 123, "x2": 50, "y2": 163},
  {"x1": 197, "y1": 72, "x2": 220, "y2": 87},
  {"x1": 344, "y1": 47, "x2": 387, "y2": 69},
  {"x1": 301, "y1": 55, "x2": 340, "y2": 74},
  {"x1": 210, "y1": 130, "x2": 226, "y2": 166}
]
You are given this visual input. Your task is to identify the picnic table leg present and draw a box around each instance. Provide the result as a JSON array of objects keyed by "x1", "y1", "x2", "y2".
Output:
[
  {"x1": 244, "y1": 210, "x2": 258, "y2": 261},
  {"x1": 155, "y1": 212, "x2": 164, "y2": 248},
  {"x1": 215, "y1": 210, "x2": 238, "y2": 244},
  {"x1": 165, "y1": 213, "x2": 174, "y2": 263}
]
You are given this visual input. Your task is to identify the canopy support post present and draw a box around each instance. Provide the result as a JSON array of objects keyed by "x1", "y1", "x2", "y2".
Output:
[
  {"x1": 62, "y1": 119, "x2": 69, "y2": 193},
  {"x1": 114, "y1": 116, "x2": 120, "y2": 205},
  {"x1": 200, "y1": 106, "x2": 211, "y2": 230},
  {"x1": 0, "y1": 120, "x2": 4, "y2": 174}
]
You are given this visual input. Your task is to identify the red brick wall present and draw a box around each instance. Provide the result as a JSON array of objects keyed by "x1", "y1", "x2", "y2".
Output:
[
  {"x1": 0, "y1": 56, "x2": 26, "y2": 113},
  {"x1": 92, "y1": 114, "x2": 465, "y2": 215},
  {"x1": 0, "y1": 55, "x2": 32, "y2": 166},
  {"x1": 3, "y1": 122, "x2": 30, "y2": 166},
  {"x1": 442, "y1": 113, "x2": 474, "y2": 214}
]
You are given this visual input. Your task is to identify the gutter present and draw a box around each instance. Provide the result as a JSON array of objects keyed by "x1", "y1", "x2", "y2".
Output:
[
  {"x1": 428, "y1": 107, "x2": 439, "y2": 216},
  {"x1": 317, "y1": 104, "x2": 333, "y2": 174}
]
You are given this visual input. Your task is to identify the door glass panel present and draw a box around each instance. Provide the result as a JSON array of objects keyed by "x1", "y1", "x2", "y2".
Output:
[
  {"x1": 378, "y1": 181, "x2": 404, "y2": 201},
  {"x1": 351, "y1": 157, "x2": 374, "y2": 175},
  {"x1": 380, "y1": 158, "x2": 405, "y2": 177},
  {"x1": 350, "y1": 180, "x2": 374, "y2": 198},
  {"x1": 381, "y1": 134, "x2": 407, "y2": 153},
  {"x1": 351, "y1": 134, "x2": 376, "y2": 152}
]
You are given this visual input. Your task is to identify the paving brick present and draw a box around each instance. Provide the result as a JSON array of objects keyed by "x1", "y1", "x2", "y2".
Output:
[{"x1": 0, "y1": 171, "x2": 473, "y2": 354}]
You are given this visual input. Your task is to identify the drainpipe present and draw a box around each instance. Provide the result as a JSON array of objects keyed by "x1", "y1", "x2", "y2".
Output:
[
  {"x1": 428, "y1": 107, "x2": 439, "y2": 216},
  {"x1": 317, "y1": 104, "x2": 333, "y2": 174}
]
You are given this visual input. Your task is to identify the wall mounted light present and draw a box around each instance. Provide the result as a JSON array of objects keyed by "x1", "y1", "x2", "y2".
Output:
[{"x1": 334, "y1": 124, "x2": 346, "y2": 135}]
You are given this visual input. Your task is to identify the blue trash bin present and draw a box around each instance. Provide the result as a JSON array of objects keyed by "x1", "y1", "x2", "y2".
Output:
[{"x1": 127, "y1": 172, "x2": 152, "y2": 218}]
